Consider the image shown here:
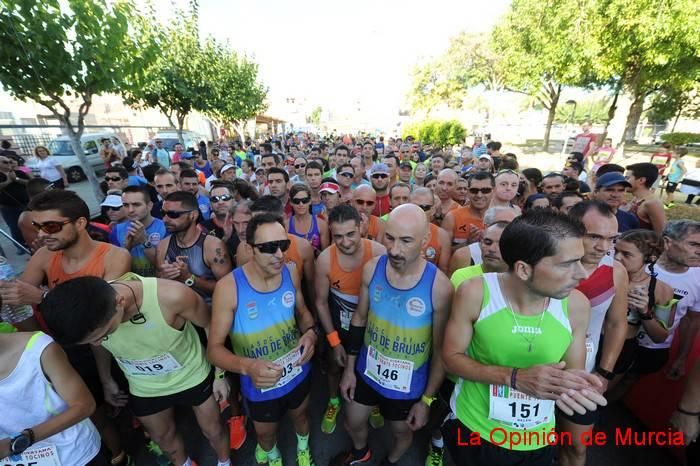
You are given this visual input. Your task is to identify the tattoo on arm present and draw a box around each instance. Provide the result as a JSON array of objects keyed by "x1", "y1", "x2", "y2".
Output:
[{"x1": 213, "y1": 247, "x2": 226, "y2": 264}]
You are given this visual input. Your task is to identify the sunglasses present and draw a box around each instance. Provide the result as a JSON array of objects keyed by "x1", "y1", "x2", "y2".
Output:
[
  {"x1": 372, "y1": 173, "x2": 388, "y2": 179},
  {"x1": 104, "y1": 206, "x2": 122, "y2": 212},
  {"x1": 291, "y1": 196, "x2": 311, "y2": 205},
  {"x1": 294, "y1": 164, "x2": 306, "y2": 169},
  {"x1": 105, "y1": 177, "x2": 122, "y2": 182},
  {"x1": 32, "y1": 219, "x2": 73, "y2": 234},
  {"x1": 469, "y1": 187, "x2": 493, "y2": 195},
  {"x1": 339, "y1": 172, "x2": 354, "y2": 178},
  {"x1": 211, "y1": 195, "x2": 233, "y2": 203},
  {"x1": 163, "y1": 210, "x2": 194, "y2": 219},
  {"x1": 253, "y1": 239, "x2": 291, "y2": 254},
  {"x1": 355, "y1": 199, "x2": 375, "y2": 207},
  {"x1": 417, "y1": 204, "x2": 433, "y2": 212}
]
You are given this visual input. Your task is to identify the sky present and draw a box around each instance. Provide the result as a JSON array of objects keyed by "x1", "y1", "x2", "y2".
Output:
[{"x1": 152, "y1": 0, "x2": 511, "y2": 119}]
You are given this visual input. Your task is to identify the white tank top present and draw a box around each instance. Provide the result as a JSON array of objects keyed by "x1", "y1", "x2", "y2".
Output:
[
  {"x1": 469, "y1": 242, "x2": 482, "y2": 265},
  {"x1": 0, "y1": 332, "x2": 100, "y2": 466}
]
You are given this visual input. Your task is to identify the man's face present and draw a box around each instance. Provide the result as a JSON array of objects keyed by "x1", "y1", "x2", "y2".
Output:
[
  {"x1": 261, "y1": 156, "x2": 277, "y2": 174},
  {"x1": 335, "y1": 149, "x2": 350, "y2": 166},
  {"x1": 32, "y1": 209, "x2": 81, "y2": 251},
  {"x1": 382, "y1": 157, "x2": 398, "y2": 178},
  {"x1": 581, "y1": 210, "x2": 619, "y2": 264},
  {"x1": 162, "y1": 200, "x2": 195, "y2": 233},
  {"x1": 231, "y1": 209, "x2": 251, "y2": 242},
  {"x1": 384, "y1": 213, "x2": 426, "y2": 271},
  {"x1": 477, "y1": 158, "x2": 491, "y2": 171},
  {"x1": 155, "y1": 140, "x2": 164, "y2": 149},
  {"x1": 106, "y1": 205, "x2": 126, "y2": 224},
  {"x1": 474, "y1": 136, "x2": 482, "y2": 145},
  {"x1": 337, "y1": 166, "x2": 355, "y2": 189},
  {"x1": 350, "y1": 158, "x2": 364, "y2": 179},
  {"x1": 0, "y1": 156, "x2": 11, "y2": 172},
  {"x1": 595, "y1": 184, "x2": 626, "y2": 210},
  {"x1": 562, "y1": 165, "x2": 577, "y2": 179},
  {"x1": 82, "y1": 301, "x2": 125, "y2": 346},
  {"x1": 494, "y1": 173, "x2": 519, "y2": 203},
  {"x1": 154, "y1": 174, "x2": 178, "y2": 198},
  {"x1": 431, "y1": 158, "x2": 444, "y2": 173},
  {"x1": 371, "y1": 171, "x2": 389, "y2": 192},
  {"x1": 411, "y1": 191, "x2": 435, "y2": 223},
  {"x1": 582, "y1": 122, "x2": 591, "y2": 133},
  {"x1": 222, "y1": 168, "x2": 236, "y2": 182},
  {"x1": 105, "y1": 172, "x2": 128, "y2": 191},
  {"x1": 174, "y1": 143, "x2": 183, "y2": 154},
  {"x1": 399, "y1": 145, "x2": 411, "y2": 161},
  {"x1": 453, "y1": 178, "x2": 468, "y2": 203},
  {"x1": 352, "y1": 191, "x2": 377, "y2": 216},
  {"x1": 170, "y1": 164, "x2": 182, "y2": 180},
  {"x1": 527, "y1": 237, "x2": 587, "y2": 299},
  {"x1": 306, "y1": 168, "x2": 322, "y2": 189},
  {"x1": 436, "y1": 171, "x2": 456, "y2": 200},
  {"x1": 399, "y1": 166, "x2": 412, "y2": 183},
  {"x1": 330, "y1": 219, "x2": 362, "y2": 255},
  {"x1": 559, "y1": 195, "x2": 582, "y2": 214},
  {"x1": 541, "y1": 176, "x2": 564, "y2": 197},
  {"x1": 664, "y1": 232, "x2": 700, "y2": 268},
  {"x1": 390, "y1": 186, "x2": 410, "y2": 208},
  {"x1": 210, "y1": 188, "x2": 234, "y2": 217},
  {"x1": 468, "y1": 178, "x2": 494, "y2": 210},
  {"x1": 122, "y1": 192, "x2": 151, "y2": 222},
  {"x1": 179, "y1": 176, "x2": 199, "y2": 195},
  {"x1": 267, "y1": 173, "x2": 287, "y2": 198},
  {"x1": 624, "y1": 171, "x2": 644, "y2": 191},
  {"x1": 362, "y1": 144, "x2": 374, "y2": 160},
  {"x1": 321, "y1": 191, "x2": 340, "y2": 210},
  {"x1": 480, "y1": 225, "x2": 507, "y2": 271},
  {"x1": 251, "y1": 222, "x2": 288, "y2": 275},
  {"x1": 294, "y1": 158, "x2": 307, "y2": 176}
]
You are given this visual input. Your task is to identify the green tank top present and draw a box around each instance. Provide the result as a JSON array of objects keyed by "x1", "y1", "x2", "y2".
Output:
[
  {"x1": 450, "y1": 273, "x2": 572, "y2": 451},
  {"x1": 102, "y1": 273, "x2": 211, "y2": 397}
]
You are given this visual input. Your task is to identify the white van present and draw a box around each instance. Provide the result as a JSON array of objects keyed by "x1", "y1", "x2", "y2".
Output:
[
  {"x1": 29, "y1": 132, "x2": 127, "y2": 182},
  {"x1": 153, "y1": 130, "x2": 206, "y2": 154}
]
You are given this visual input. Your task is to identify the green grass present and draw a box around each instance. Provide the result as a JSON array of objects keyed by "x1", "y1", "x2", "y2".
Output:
[{"x1": 665, "y1": 202, "x2": 700, "y2": 221}]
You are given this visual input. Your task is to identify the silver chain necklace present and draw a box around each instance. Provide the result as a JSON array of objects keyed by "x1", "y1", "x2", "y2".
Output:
[{"x1": 499, "y1": 275, "x2": 549, "y2": 352}]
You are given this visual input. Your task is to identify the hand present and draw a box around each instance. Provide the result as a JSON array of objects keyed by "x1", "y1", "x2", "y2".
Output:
[
  {"x1": 666, "y1": 358, "x2": 686, "y2": 380},
  {"x1": 212, "y1": 376, "x2": 230, "y2": 403},
  {"x1": 0, "y1": 437, "x2": 11, "y2": 460},
  {"x1": 0, "y1": 279, "x2": 43, "y2": 306},
  {"x1": 30, "y1": 236, "x2": 47, "y2": 253},
  {"x1": 556, "y1": 388, "x2": 607, "y2": 416},
  {"x1": 592, "y1": 372, "x2": 610, "y2": 395},
  {"x1": 333, "y1": 344, "x2": 347, "y2": 368},
  {"x1": 467, "y1": 225, "x2": 482, "y2": 243},
  {"x1": 125, "y1": 220, "x2": 146, "y2": 249},
  {"x1": 359, "y1": 213, "x2": 369, "y2": 237},
  {"x1": 669, "y1": 410, "x2": 700, "y2": 445},
  {"x1": 103, "y1": 378, "x2": 128, "y2": 407},
  {"x1": 339, "y1": 368, "x2": 357, "y2": 403},
  {"x1": 7, "y1": 171, "x2": 16, "y2": 182},
  {"x1": 406, "y1": 400, "x2": 430, "y2": 431},
  {"x1": 296, "y1": 329, "x2": 317, "y2": 366},
  {"x1": 222, "y1": 216, "x2": 234, "y2": 242},
  {"x1": 159, "y1": 262, "x2": 182, "y2": 280},
  {"x1": 628, "y1": 287, "x2": 649, "y2": 313},
  {"x1": 245, "y1": 359, "x2": 283, "y2": 389},
  {"x1": 515, "y1": 362, "x2": 597, "y2": 399},
  {"x1": 174, "y1": 256, "x2": 192, "y2": 282}
]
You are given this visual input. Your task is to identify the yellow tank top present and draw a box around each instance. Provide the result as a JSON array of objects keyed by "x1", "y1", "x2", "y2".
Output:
[{"x1": 102, "y1": 273, "x2": 211, "y2": 397}]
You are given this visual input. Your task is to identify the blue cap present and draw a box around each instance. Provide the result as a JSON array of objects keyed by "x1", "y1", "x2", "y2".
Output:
[
  {"x1": 370, "y1": 163, "x2": 390, "y2": 175},
  {"x1": 596, "y1": 172, "x2": 631, "y2": 188},
  {"x1": 182, "y1": 152, "x2": 194, "y2": 159}
]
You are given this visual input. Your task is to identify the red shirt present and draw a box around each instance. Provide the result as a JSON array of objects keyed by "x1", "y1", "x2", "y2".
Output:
[{"x1": 373, "y1": 194, "x2": 391, "y2": 217}]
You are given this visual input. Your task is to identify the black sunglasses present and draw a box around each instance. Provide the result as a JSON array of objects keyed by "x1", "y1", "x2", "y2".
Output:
[
  {"x1": 253, "y1": 239, "x2": 291, "y2": 254},
  {"x1": 372, "y1": 173, "x2": 388, "y2": 179},
  {"x1": 32, "y1": 219, "x2": 73, "y2": 234},
  {"x1": 291, "y1": 196, "x2": 311, "y2": 205},
  {"x1": 417, "y1": 204, "x2": 433, "y2": 212},
  {"x1": 105, "y1": 206, "x2": 122, "y2": 212},
  {"x1": 211, "y1": 195, "x2": 233, "y2": 203},
  {"x1": 469, "y1": 187, "x2": 493, "y2": 195},
  {"x1": 339, "y1": 172, "x2": 354, "y2": 178},
  {"x1": 105, "y1": 176, "x2": 122, "y2": 182},
  {"x1": 294, "y1": 164, "x2": 306, "y2": 169},
  {"x1": 164, "y1": 210, "x2": 194, "y2": 219}
]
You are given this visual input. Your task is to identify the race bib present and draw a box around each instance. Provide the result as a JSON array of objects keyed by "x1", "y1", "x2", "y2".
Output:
[
  {"x1": 364, "y1": 345, "x2": 414, "y2": 393},
  {"x1": 261, "y1": 349, "x2": 303, "y2": 393},
  {"x1": 340, "y1": 309, "x2": 351, "y2": 331},
  {"x1": 117, "y1": 352, "x2": 182, "y2": 376},
  {"x1": 488, "y1": 385, "x2": 555, "y2": 429},
  {"x1": 4, "y1": 444, "x2": 61, "y2": 466}
]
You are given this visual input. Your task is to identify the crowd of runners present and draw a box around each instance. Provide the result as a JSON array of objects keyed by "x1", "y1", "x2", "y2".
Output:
[{"x1": 0, "y1": 130, "x2": 698, "y2": 466}]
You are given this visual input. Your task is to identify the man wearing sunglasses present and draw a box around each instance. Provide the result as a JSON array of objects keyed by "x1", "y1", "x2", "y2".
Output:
[
  {"x1": 352, "y1": 185, "x2": 385, "y2": 244},
  {"x1": 290, "y1": 157, "x2": 307, "y2": 184},
  {"x1": 335, "y1": 164, "x2": 355, "y2": 203},
  {"x1": 334, "y1": 204, "x2": 453, "y2": 466},
  {"x1": 0, "y1": 189, "x2": 132, "y2": 466},
  {"x1": 104, "y1": 166, "x2": 129, "y2": 192},
  {"x1": 208, "y1": 212, "x2": 318, "y2": 466},
  {"x1": 369, "y1": 163, "x2": 391, "y2": 217},
  {"x1": 442, "y1": 172, "x2": 494, "y2": 251},
  {"x1": 156, "y1": 191, "x2": 232, "y2": 302}
]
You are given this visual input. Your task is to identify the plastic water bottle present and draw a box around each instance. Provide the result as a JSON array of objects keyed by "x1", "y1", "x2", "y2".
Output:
[{"x1": 0, "y1": 256, "x2": 34, "y2": 324}]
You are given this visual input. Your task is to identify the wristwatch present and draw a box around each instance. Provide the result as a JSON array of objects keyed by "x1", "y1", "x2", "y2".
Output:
[
  {"x1": 184, "y1": 274, "x2": 196, "y2": 287},
  {"x1": 10, "y1": 429, "x2": 34, "y2": 455},
  {"x1": 142, "y1": 240, "x2": 153, "y2": 249},
  {"x1": 595, "y1": 367, "x2": 615, "y2": 381}
]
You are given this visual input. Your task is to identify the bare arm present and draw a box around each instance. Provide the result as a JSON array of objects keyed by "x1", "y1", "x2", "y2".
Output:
[
  {"x1": 645, "y1": 199, "x2": 667, "y2": 235},
  {"x1": 423, "y1": 272, "x2": 452, "y2": 398},
  {"x1": 313, "y1": 251, "x2": 334, "y2": 334},
  {"x1": 235, "y1": 242, "x2": 252, "y2": 267},
  {"x1": 562, "y1": 290, "x2": 592, "y2": 371},
  {"x1": 598, "y1": 262, "x2": 629, "y2": 376},
  {"x1": 442, "y1": 212, "x2": 455, "y2": 246},
  {"x1": 207, "y1": 274, "x2": 249, "y2": 375},
  {"x1": 103, "y1": 246, "x2": 132, "y2": 280},
  {"x1": 374, "y1": 220, "x2": 385, "y2": 245},
  {"x1": 205, "y1": 236, "x2": 233, "y2": 280},
  {"x1": 436, "y1": 227, "x2": 451, "y2": 275},
  {"x1": 318, "y1": 217, "x2": 330, "y2": 251},
  {"x1": 161, "y1": 279, "x2": 211, "y2": 329},
  {"x1": 448, "y1": 245, "x2": 471, "y2": 277},
  {"x1": 344, "y1": 258, "x2": 379, "y2": 372},
  {"x1": 297, "y1": 238, "x2": 316, "y2": 308}
]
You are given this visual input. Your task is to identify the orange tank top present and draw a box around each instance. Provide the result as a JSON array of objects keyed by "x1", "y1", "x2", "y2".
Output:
[
  {"x1": 422, "y1": 223, "x2": 442, "y2": 265},
  {"x1": 366, "y1": 215, "x2": 380, "y2": 241},
  {"x1": 328, "y1": 239, "x2": 374, "y2": 297},
  {"x1": 284, "y1": 234, "x2": 304, "y2": 277},
  {"x1": 46, "y1": 242, "x2": 112, "y2": 288},
  {"x1": 451, "y1": 207, "x2": 485, "y2": 245}
]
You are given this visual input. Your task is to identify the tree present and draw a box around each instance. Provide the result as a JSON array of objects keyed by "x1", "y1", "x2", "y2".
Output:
[
  {"x1": 0, "y1": 0, "x2": 156, "y2": 201},
  {"x1": 647, "y1": 83, "x2": 700, "y2": 131},
  {"x1": 402, "y1": 120, "x2": 466, "y2": 148},
  {"x1": 309, "y1": 106, "x2": 322, "y2": 126},
  {"x1": 491, "y1": 0, "x2": 599, "y2": 151}
]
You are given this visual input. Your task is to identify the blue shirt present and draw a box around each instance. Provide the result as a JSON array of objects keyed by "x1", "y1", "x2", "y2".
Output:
[
  {"x1": 616, "y1": 209, "x2": 640, "y2": 233},
  {"x1": 127, "y1": 175, "x2": 148, "y2": 187},
  {"x1": 197, "y1": 194, "x2": 211, "y2": 221},
  {"x1": 472, "y1": 144, "x2": 487, "y2": 156},
  {"x1": 109, "y1": 218, "x2": 167, "y2": 276}
]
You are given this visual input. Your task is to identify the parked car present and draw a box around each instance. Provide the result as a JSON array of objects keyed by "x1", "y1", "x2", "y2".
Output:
[
  {"x1": 28, "y1": 132, "x2": 126, "y2": 182},
  {"x1": 153, "y1": 130, "x2": 206, "y2": 154}
]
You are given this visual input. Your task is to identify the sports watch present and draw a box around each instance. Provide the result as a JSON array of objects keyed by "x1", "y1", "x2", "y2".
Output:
[
  {"x1": 10, "y1": 429, "x2": 34, "y2": 455},
  {"x1": 142, "y1": 240, "x2": 154, "y2": 249},
  {"x1": 184, "y1": 274, "x2": 196, "y2": 287}
]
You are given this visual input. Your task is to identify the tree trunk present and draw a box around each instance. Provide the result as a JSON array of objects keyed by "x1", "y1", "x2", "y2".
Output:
[
  {"x1": 601, "y1": 89, "x2": 620, "y2": 142},
  {"x1": 176, "y1": 114, "x2": 186, "y2": 145},
  {"x1": 542, "y1": 83, "x2": 562, "y2": 152},
  {"x1": 65, "y1": 125, "x2": 104, "y2": 205},
  {"x1": 671, "y1": 106, "x2": 682, "y2": 132},
  {"x1": 623, "y1": 78, "x2": 645, "y2": 143}
]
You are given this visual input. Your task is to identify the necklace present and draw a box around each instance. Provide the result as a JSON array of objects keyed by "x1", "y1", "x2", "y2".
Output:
[
  {"x1": 112, "y1": 281, "x2": 146, "y2": 324},
  {"x1": 499, "y1": 275, "x2": 548, "y2": 352}
]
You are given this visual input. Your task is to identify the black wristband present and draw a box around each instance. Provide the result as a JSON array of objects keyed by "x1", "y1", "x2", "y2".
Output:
[
  {"x1": 639, "y1": 312, "x2": 653, "y2": 321},
  {"x1": 596, "y1": 367, "x2": 615, "y2": 381},
  {"x1": 347, "y1": 325, "x2": 366, "y2": 356}
]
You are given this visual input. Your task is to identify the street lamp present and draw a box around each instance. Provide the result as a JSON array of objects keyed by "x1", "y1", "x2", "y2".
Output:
[{"x1": 561, "y1": 99, "x2": 577, "y2": 157}]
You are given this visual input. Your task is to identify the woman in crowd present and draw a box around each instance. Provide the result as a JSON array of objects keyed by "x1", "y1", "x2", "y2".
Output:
[
  {"x1": 33, "y1": 145, "x2": 69, "y2": 189},
  {"x1": 287, "y1": 183, "x2": 329, "y2": 255}
]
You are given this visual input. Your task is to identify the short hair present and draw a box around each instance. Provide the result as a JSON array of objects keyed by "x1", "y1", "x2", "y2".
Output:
[
  {"x1": 105, "y1": 166, "x2": 128, "y2": 179},
  {"x1": 335, "y1": 144, "x2": 350, "y2": 156},
  {"x1": 163, "y1": 191, "x2": 198, "y2": 211},
  {"x1": 142, "y1": 163, "x2": 162, "y2": 182},
  {"x1": 337, "y1": 163, "x2": 354, "y2": 173},
  {"x1": 552, "y1": 191, "x2": 584, "y2": 210},
  {"x1": 242, "y1": 159, "x2": 255, "y2": 170},
  {"x1": 542, "y1": 172, "x2": 564, "y2": 183},
  {"x1": 487, "y1": 141, "x2": 502, "y2": 151},
  {"x1": 229, "y1": 199, "x2": 252, "y2": 217},
  {"x1": 174, "y1": 161, "x2": 190, "y2": 171},
  {"x1": 261, "y1": 142, "x2": 273, "y2": 154},
  {"x1": 500, "y1": 210, "x2": 585, "y2": 270},
  {"x1": 595, "y1": 163, "x2": 624, "y2": 177},
  {"x1": 328, "y1": 204, "x2": 361, "y2": 227},
  {"x1": 625, "y1": 162, "x2": 659, "y2": 188},
  {"x1": 568, "y1": 152, "x2": 584, "y2": 162},
  {"x1": 305, "y1": 160, "x2": 323, "y2": 175},
  {"x1": 483, "y1": 206, "x2": 516, "y2": 226},
  {"x1": 179, "y1": 169, "x2": 198, "y2": 180},
  {"x1": 209, "y1": 180, "x2": 235, "y2": 196},
  {"x1": 567, "y1": 161, "x2": 584, "y2": 175},
  {"x1": 289, "y1": 183, "x2": 311, "y2": 199},
  {"x1": 423, "y1": 174, "x2": 436, "y2": 185},
  {"x1": 524, "y1": 193, "x2": 549, "y2": 210},
  {"x1": 389, "y1": 182, "x2": 411, "y2": 198},
  {"x1": 267, "y1": 166, "x2": 289, "y2": 183},
  {"x1": 663, "y1": 219, "x2": 700, "y2": 241},
  {"x1": 250, "y1": 195, "x2": 283, "y2": 215},
  {"x1": 40, "y1": 276, "x2": 117, "y2": 346},
  {"x1": 382, "y1": 154, "x2": 399, "y2": 167},
  {"x1": 246, "y1": 212, "x2": 286, "y2": 246},
  {"x1": 467, "y1": 171, "x2": 495, "y2": 187},
  {"x1": 232, "y1": 179, "x2": 259, "y2": 201},
  {"x1": 567, "y1": 200, "x2": 614, "y2": 222},
  {"x1": 27, "y1": 178, "x2": 52, "y2": 198},
  {"x1": 261, "y1": 153, "x2": 280, "y2": 165},
  {"x1": 122, "y1": 185, "x2": 151, "y2": 203},
  {"x1": 522, "y1": 168, "x2": 543, "y2": 187},
  {"x1": 1, "y1": 140, "x2": 11, "y2": 149},
  {"x1": 499, "y1": 157, "x2": 519, "y2": 170},
  {"x1": 28, "y1": 190, "x2": 90, "y2": 221}
]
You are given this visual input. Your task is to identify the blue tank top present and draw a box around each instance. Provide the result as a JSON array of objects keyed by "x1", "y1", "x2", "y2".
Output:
[
  {"x1": 230, "y1": 266, "x2": 311, "y2": 402},
  {"x1": 357, "y1": 256, "x2": 437, "y2": 399},
  {"x1": 288, "y1": 215, "x2": 321, "y2": 252}
]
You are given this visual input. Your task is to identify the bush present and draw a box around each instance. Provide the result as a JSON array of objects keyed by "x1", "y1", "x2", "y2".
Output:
[
  {"x1": 402, "y1": 120, "x2": 467, "y2": 148},
  {"x1": 660, "y1": 132, "x2": 700, "y2": 146}
]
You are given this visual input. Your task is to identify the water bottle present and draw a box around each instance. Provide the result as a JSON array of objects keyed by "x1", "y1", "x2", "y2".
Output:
[{"x1": 0, "y1": 256, "x2": 34, "y2": 324}]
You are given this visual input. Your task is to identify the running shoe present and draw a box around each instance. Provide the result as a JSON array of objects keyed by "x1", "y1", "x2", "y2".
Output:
[
  {"x1": 369, "y1": 406, "x2": 384, "y2": 429},
  {"x1": 329, "y1": 448, "x2": 372, "y2": 466},
  {"x1": 321, "y1": 401, "x2": 340, "y2": 434},
  {"x1": 228, "y1": 415, "x2": 247, "y2": 450},
  {"x1": 255, "y1": 444, "x2": 269, "y2": 464},
  {"x1": 297, "y1": 447, "x2": 315, "y2": 466},
  {"x1": 146, "y1": 440, "x2": 170, "y2": 466},
  {"x1": 425, "y1": 445, "x2": 443, "y2": 466}
]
